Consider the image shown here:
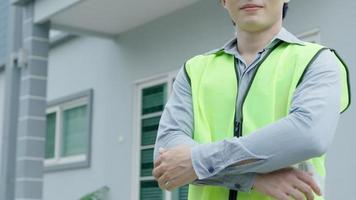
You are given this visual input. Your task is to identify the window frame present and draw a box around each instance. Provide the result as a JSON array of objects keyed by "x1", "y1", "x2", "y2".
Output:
[
  {"x1": 44, "y1": 89, "x2": 93, "y2": 173},
  {"x1": 132, "y1": 70, "x2": 178, "y2": 200}
]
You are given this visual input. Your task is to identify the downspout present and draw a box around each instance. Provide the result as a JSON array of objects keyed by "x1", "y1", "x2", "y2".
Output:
[{"x1": 0, "y1": 1, "x2": 23, "y2": 199}]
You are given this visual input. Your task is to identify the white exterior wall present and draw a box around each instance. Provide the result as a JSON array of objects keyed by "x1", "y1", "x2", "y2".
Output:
[
  {"x1": 45, "y1": 36, "x2": 135, "y2": 199},
  {"x1": 43, "y1": 0, "x2": 355, "y2": 199},
  {"x1": 44, "y1": 1, "x2": 234, "y2": 199}
]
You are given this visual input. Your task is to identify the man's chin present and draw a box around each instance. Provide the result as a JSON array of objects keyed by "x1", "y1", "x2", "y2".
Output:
[{"x1": 238, "y1": 22, "x2": 268, "y2": 33}]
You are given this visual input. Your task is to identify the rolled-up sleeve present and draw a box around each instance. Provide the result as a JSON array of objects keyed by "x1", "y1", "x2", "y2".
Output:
[{"x1": 190, "y1": 49, "x2": 342, "y2": 179}]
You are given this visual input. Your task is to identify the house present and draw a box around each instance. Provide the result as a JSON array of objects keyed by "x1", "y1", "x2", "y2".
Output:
[{"x1": 0, "y1": 0, "x2": 355, "y2": 199}]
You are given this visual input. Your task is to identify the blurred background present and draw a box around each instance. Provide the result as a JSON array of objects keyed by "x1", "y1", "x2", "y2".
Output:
[{"x1": 0, "y1": 0, "x2": 354, "y2": 199}]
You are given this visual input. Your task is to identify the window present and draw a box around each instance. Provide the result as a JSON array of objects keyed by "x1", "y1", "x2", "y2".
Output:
[
  {"x1": 133, "y1": 71, "x2": 188, "y2": 200},
  {"x1": 45, "y1": 89, "x2": 93, "y2": 172}
]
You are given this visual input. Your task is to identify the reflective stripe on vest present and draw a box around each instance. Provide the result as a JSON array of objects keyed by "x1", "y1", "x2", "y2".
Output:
[{"x1": 185, "y1": 42, "x2": 351, "y2": 200}]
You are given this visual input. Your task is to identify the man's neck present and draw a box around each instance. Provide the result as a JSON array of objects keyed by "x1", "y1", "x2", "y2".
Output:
[{"x1": 236, "y1": 22, "x2": 282, "y2": 63}]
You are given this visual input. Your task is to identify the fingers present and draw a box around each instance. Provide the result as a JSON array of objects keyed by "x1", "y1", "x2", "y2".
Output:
[
  {"x1": 295, "y1": 170, "x2": 321, "y2": 196},
  {"x1": 162, "y1": 172, "x2": 190, "y2": 191},
  {"x1": 162, "y1": 179, "x2": 178, "y2": 191},
  {"x1": 158, "y1": 177, "x2": 175, "y2": 191},
  {"x1": 158, "y1": 173, "x2": 169, "y2": 190},
  {"x1": 154, "y1": 156, "x2": 162, "y2": 169},
  {"x1": 162, "y1": 179, "x2": 175, "y2": 191},
  {"x1": 153, "y1": 146, "x2": 194, "y2": 191},
  {"x1": 155, "y1": 166, "x2": 172, "y2": 190},
  {"x1": 156, "y1": 167, "x2": 190, "y2": 191},
  {"x1": 154, "y1": 147, "x2": 168, "y2": 168},
  {"x1": 287, "y1": 186, "x2": 310, "y2": 200},
  {"x1": 271, "y1": 191, "x2": 290, "y2": 200},
  {"x1": 153, "y1": 148, "x2": 169, "y2": 178},
  {"x1": 152, "y1": 164, "x2": 165, "y2": 180},
  {"x1": 294, "y1": 179, "x2": 314, "y2": 200},
  {"x1": 157, "y1": 172, "x2": 179, "y2": 191},
  {"x1": 157, "y1": 168, "x2": 186, "y2": 190},
  {"x1": 153, "y1": 148, "x2": 170, "y2": 190},
  {"x1": 165, "y1": 173, "x2": 186, "y2": 191}
]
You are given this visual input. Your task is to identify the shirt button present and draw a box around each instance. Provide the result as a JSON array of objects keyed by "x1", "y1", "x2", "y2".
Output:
[
  {"x1": 208, "y1": 167, "x2": 215, "y2": 173},
  {"x1": 234, "y1": 183, "x2": 241, "y2": 189}
]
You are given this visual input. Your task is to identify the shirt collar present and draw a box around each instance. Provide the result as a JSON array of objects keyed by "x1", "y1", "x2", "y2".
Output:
[{"x1": 220, "y1": 27, "x2": 305, "y2": 56}]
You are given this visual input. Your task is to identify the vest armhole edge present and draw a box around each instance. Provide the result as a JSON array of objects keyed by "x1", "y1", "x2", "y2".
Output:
[
  {"x1": 296, "y1": 47, "x2": 330, "y2": 87},
  {"x1": 184, "y1": 62, "x2": 192, "y2": 86},
  {"x1": 330, "y1": 49, "x2": 352, "y2": 114}
]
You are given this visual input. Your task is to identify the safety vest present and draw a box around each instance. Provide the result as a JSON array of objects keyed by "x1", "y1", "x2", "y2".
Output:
[{"x1": 184, "y1": 41, "x2": 351, "y2": 200}]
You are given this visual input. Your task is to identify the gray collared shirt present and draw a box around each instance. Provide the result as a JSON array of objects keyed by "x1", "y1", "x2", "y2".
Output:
[{"x1": 154, "y1": 27, "x2": 341, "y2": 192}]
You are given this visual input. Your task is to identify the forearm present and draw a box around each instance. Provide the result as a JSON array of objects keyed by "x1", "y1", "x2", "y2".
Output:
[
  {"x1": 234, "y1": 110, "x2": 339, "y2": 174},
  {"x1": 153, "y1": 66, "x2": 256, "y2": 191},
  {"x1": 191, "y1": 50, "x2": 341, "y2": 179},
  {"x1": 192, "y1": 109, "x2": 339, "y2": 180},
  {"x1": 154, "y1": 129, "x2": 256, "y2": 191}
]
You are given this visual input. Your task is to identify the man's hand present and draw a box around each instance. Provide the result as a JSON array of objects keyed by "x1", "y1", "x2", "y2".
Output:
[
  {"x1": 253, "y1": 168, "x2": 322, "y2": 200},
  {"x1": 152, "y1": 145, "x2": 198, "y2": 191}
]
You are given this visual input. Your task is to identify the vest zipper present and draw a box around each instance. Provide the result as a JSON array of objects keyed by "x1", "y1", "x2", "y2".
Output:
[
  {"x1": 228, "y1": 41, "x2": 284, "y2": 200},
  {"x1": 229, "y1": 56, "x2": 240, "y2": 200}
]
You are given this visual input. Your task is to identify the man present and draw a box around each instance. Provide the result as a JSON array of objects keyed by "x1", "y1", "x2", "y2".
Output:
[{"x1": 153, "y1": 0, "x2": 351, "y2": 200}]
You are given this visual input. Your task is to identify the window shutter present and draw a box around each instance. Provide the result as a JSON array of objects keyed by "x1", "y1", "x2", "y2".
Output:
[
  {"x1": 178, "y1": 185, "x2": 189, "y2": 200},
  {"x1": 141, "y1": 116, "x2": 160, "y2": 146},
  {"x1": 142, "y1": 84, "x2": 167, "y2": 115},
  {"x1": 140, "y1": 181, "x2": 163, "y2": 200},
  {"x1": 140, "y1": 83, "x2": 167, "y2": 200},
  {"x1": 140, "y1": 148, "x2": 154, "y2": 177}
]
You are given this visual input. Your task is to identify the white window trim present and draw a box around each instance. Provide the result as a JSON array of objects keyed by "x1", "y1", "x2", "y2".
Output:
[
  {"x1": 45, "y1": 154, "x2": 87, "y2": 167},
  {"x1": 132, "y1": 69, "x2": 179, "y2": 200},
  {"x1": 44, "y1": 89, "x2": 93, "y2": 172},
  {"x1": 45, "y1": 96, "x2": 89, "y2": 167}
]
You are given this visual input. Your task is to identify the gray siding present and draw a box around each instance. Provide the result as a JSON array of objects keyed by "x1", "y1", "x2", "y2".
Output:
[
  {"x1": 0, "y1": 0, "x2": 9, "y2": 64},
  {"x1": 0, "y1": 71, "x2": 5, "y2": 171}
]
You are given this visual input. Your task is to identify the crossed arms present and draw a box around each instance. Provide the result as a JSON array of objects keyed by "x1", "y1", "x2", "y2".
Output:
[{"x1": 152, "y1": 50, "x2": 341, "y2": 199}]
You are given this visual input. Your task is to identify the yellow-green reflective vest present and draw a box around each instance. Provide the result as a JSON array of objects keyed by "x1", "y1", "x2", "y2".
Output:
[{"x1": 185, "y1": 41, "x2": 351, "y2": 200}]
